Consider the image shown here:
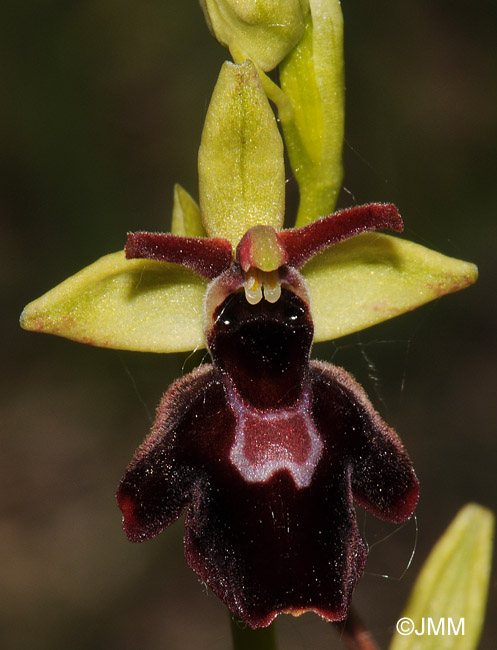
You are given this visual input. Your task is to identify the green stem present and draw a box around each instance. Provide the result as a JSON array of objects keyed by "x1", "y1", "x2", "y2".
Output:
[{"x1": 229, "y1": 614, "x2": 278, "y2": 650}]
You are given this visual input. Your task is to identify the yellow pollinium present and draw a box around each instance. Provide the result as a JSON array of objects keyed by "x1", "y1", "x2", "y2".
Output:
[{"x1": 244, "y1": 268, "x2": 281, "y2": 305}]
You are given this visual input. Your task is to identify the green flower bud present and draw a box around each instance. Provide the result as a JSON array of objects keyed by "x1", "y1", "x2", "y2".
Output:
[
  {"x1": 390, "y1": 503, "x2": 494, "y2": 650},
  {"x1": 200, "y1": 0, "x2": 310, "y2": 71}
]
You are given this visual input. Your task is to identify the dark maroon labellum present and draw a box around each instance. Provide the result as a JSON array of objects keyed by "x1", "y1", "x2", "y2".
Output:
[{"x1": 117, "y1": 204, "x2": 418, "y2": 628}]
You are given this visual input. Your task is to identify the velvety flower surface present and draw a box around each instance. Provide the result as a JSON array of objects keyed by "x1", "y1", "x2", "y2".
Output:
[
  {"x1": 117, "y1": 204, "x2": 419, "y2": 627},
  {"x1": 117, "y1": 322, "x2": 419, "y2": 628}
]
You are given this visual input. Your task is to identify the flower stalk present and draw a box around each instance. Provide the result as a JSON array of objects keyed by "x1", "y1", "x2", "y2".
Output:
[
  {"x1": 333, "y1": 608, "x2": 380, "y2": 650},
  {"x1": 230, "y1": 617, "x2": 278, "y2": 650}
]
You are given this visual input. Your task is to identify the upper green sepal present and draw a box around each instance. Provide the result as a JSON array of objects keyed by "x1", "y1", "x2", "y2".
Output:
[
  {"x1": 302, "y1": 233, "x2": 478, "y2": 342},
  {"x1": 198, "y1": 60, "x2": 285, "y2": 245},
  {"x1": 390, "y1": 503, "x2": 494, "y2": 650},
  {"x1": 20, "y1": 251, "x2": 207, "y2": 353}
]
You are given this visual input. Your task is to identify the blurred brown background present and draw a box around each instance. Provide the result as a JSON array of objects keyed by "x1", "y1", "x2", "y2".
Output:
[{"x1": 2, "y1": 1, "x2": 496, "y2": 648}]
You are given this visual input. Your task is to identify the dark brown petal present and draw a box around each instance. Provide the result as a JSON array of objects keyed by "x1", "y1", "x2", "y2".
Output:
[
  {"x1": 125, "y1": 232, "x2": 233, "y2": 279},
  {"x1": 280, "y1": 203, "x2": 403, "y2": 269}
]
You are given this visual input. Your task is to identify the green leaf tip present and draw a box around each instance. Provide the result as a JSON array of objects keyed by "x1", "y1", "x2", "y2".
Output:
[
  {"x1": 198, "y1": 60, "x2": 285, "y2": 246},
  {"x1": 20, "y1": 251, "x2": 207, "y2": 353},
  {"x1": 390, "y1": 503, "x2": 494, "y2": 650}
]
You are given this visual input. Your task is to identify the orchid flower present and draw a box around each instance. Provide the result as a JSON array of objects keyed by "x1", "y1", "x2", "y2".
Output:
[{"x1": 20, "y1": 0, "x2": 477, "y2": 635}]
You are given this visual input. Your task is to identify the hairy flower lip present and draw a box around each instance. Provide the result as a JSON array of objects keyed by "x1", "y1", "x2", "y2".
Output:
[{"x1": 116, "y1": 356, "x2": 419, "y2": 628}]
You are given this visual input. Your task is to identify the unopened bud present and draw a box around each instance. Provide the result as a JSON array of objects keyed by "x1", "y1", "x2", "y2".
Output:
[{"x1": 200, "y1": 0, "x2": 309, "y2": 71}]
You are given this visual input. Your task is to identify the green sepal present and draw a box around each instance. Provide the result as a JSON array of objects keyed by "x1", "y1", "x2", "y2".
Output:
[
  {"x1": 171, "y1": 183, "x2": 206, "y2": 237},
  {"x1": 200, "y1": 0, "x2": 309, "y2": 71},
  {"x1": 303, "y1": 233, "x2": 478, "y2": 342},
  {"x1": 20, "y1": 251, "x2": 207, "y2": 353},
  {"x1": 390, "y1": 503, "x2": 494, "y2": 650},
  {"x1": 198, "y1": 60, "x2": 285, "y2": 246},
  {"x1": 279, "y1": 0, "x2": 344, "y2": 226}
]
